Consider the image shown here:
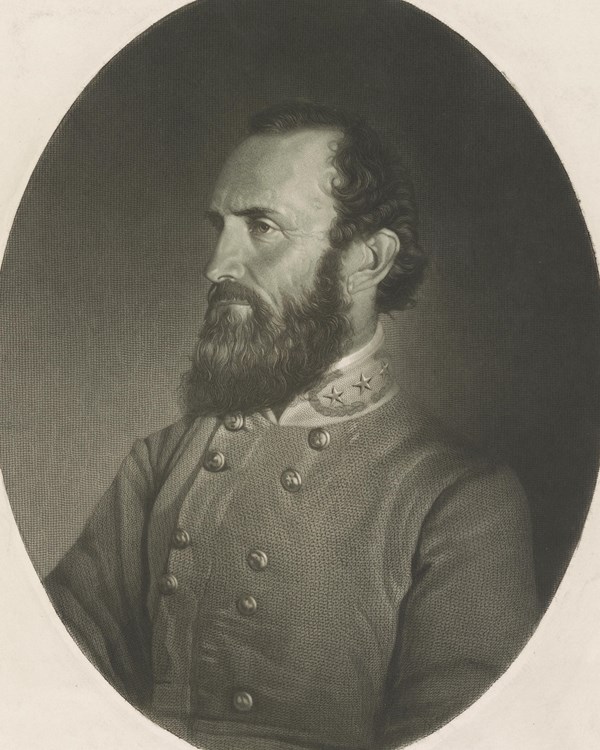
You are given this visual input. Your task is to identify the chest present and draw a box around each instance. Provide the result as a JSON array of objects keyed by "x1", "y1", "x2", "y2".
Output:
[{"x1": 148, "y1": 417, "x2": 426, "y2": 621}]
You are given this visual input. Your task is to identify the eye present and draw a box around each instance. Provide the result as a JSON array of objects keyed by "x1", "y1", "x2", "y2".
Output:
[{"x1": 248, "y1": 219, "x2": 276, "y2": 236}]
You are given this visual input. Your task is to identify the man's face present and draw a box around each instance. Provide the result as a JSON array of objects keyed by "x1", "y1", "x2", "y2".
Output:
[
  {"x1": 181, "y1": 128, "x2": 353, "y2": 417},
  {"x1": 205, "y1": 128, "x2": 341, "y2": 311}
]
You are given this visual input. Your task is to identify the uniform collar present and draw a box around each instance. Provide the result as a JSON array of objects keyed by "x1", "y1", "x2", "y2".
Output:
[{"x1": 261, "y1": 323, "x2": 398, "y2": 427}]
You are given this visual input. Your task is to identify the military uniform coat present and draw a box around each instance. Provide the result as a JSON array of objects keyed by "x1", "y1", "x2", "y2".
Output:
[{"x1": 46, "y1": 329, "x2": 539, "y2": 749}]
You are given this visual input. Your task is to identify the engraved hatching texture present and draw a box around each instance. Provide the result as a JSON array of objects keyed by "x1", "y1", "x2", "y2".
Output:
[{"x1": 45, "y1": 393, "x2": 539, "y2": 749}]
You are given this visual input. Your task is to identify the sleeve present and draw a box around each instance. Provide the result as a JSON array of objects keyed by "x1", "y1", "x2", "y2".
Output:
[
  {"x1": 44, "y1": 438, "x2": 156, "y2": 706},
  {"x1": 381, "y1": 463, "x2": 540, "y2": 747}
]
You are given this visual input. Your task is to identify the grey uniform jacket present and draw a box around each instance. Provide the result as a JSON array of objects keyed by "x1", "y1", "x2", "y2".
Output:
[{"x1": 46, "y1": 390, "x2": 539, "y2": 750}]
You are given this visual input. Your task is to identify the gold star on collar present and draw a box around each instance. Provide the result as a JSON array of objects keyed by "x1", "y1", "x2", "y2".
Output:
[
  {"x1": 324, "y1": 385, "x2": 344, "y2": 405},
  {"x1": 352, "y1": 372, "x2": 373, "y2": 395}
]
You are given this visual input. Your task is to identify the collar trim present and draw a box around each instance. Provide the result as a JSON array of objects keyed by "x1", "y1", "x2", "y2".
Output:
[{"x1": 262, "y1": 323, "x2": 398, "y2": 427}]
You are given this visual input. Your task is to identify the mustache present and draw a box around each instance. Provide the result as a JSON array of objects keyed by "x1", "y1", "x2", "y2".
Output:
[{"x1": 207, "y1": 280, "x2": 263, "y2": 307}]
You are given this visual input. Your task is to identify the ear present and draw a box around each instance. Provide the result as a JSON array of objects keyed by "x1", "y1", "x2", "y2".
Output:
[{"x1": 346, "y1": 229, "x2": 400, "y2": 295}]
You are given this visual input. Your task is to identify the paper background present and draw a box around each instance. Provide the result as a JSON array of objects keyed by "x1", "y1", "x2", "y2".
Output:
[{"x1": 1, "y1": 1, "x2": 598, "y2": 748}]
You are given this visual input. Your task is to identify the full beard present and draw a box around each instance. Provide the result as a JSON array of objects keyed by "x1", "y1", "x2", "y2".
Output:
[{"x1": 180, "y1": 247, "x2": 353, "y2": 417}]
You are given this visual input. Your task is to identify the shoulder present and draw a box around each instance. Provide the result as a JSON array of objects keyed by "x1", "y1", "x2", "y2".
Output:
[
  {"x1": 357, "y1": 391, "x2": 530, "y2": 527},
  {"x1": 359, "y1": 389, "x2": 493, "y2": 487}
]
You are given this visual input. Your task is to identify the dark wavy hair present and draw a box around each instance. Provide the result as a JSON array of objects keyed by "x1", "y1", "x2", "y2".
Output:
[{"x1": 248, "y1": 100, "x2": 427, "y2": 312}]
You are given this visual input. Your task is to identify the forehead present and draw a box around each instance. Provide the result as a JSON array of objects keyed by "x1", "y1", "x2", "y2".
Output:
[{"x1": 211, "y1": 129, "x2": 341, "y2": 217}]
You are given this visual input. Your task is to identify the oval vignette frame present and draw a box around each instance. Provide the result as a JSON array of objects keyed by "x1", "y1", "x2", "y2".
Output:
[{"x1": 0, "y1": 1, "x2": 599, "y2": 749}]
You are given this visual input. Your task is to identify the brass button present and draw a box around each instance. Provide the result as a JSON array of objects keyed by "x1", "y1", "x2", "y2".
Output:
[
  {"x1": 171, "y1": 528, "x2": 191, "y2": 550},
  {"x1": 247, "y1": 549, "x2": 268, "y2": 571},
  {"x1": 223, "y1": 413, "x2": 245, "y2": 431},
  {"x1": 281, "y1": 468, "x2": 302, "y2": 492},
  {"x1": 204, "y1": 449, "x2": 225, "y2": 472},
  {"x1": 237, "y1": 595, "x2": 258, "y2": 616},
  {"x1": 159, "y1": 573, "x2": 178, "y2": 595},
  {"x1": 232, "y1": 691, "x2": 253, "y2": 712},
  {"x1": 308, "y1": 427, "x2": 330, "y2": 451}
]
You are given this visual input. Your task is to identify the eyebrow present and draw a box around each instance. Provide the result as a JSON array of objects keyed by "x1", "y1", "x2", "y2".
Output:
[{"x1": 204, "y1": 206, "x2": 282, "y2": 222}]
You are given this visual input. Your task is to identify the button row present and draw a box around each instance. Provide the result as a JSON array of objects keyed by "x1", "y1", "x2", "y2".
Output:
[
  {"x1": 159, "y1": 547, "x2": 267, "y2": 599},
  {"x1": 221, "y1": 417, "x2": 331, "y2": 451},
  {"x1": 204, "y1": 429, "x2": 330, "y2": 485},
  {"x1": 204, "y1": 454, "x2": 304, "y2": 492}
]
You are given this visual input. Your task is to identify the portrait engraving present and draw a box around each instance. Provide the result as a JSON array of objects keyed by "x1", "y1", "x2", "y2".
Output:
[{"x1": 1, "y1": 1, "x2": 598, "y2": 748}]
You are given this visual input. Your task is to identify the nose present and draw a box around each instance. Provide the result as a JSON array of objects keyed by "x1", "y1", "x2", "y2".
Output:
[{"x1": 204, "y1": 223, "x2": 245, "y2": 284}]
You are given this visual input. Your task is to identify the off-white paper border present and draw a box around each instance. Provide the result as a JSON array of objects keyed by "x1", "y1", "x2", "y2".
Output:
[{"x1": 1, "y1": 1, "x2": 598, "y2": 748}]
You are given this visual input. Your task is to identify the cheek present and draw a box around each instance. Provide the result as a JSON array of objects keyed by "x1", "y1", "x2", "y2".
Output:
[{"x1": 251, "y1": 239, "x2": 325, "y2": 297}]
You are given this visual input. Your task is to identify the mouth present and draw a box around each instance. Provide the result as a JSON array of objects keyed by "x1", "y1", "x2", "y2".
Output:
[{"x1": 214, "y1": 300, "x2": 251, "y2": 307}]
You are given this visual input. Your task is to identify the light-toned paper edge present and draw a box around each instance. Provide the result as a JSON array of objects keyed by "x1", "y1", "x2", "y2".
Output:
[{"x1": 0, "y1": 1, "x2": 598, "y2": 748}]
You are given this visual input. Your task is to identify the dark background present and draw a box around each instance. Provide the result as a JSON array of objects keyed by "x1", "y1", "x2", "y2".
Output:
[{"x1": 0, "y1": 0, "x2": 598, "y2": 604}]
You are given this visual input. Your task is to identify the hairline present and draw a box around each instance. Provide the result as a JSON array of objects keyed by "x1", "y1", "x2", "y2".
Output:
[{"x1": 239, "y1": 125, "x2": 376, "y2": 245}]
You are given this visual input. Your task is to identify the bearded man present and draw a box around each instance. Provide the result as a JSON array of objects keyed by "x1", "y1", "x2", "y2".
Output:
[{"x1": 46, "y1": 101, "x2": 539, "y2": 750}]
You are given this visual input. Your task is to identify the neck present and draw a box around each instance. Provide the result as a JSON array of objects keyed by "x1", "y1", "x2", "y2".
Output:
[
  {"x1": 345, "y1": 319, "x2": 378, "y2": 357},
  {"x1": 344, "y1": 298, "x2": 379, "y2": 358}
]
